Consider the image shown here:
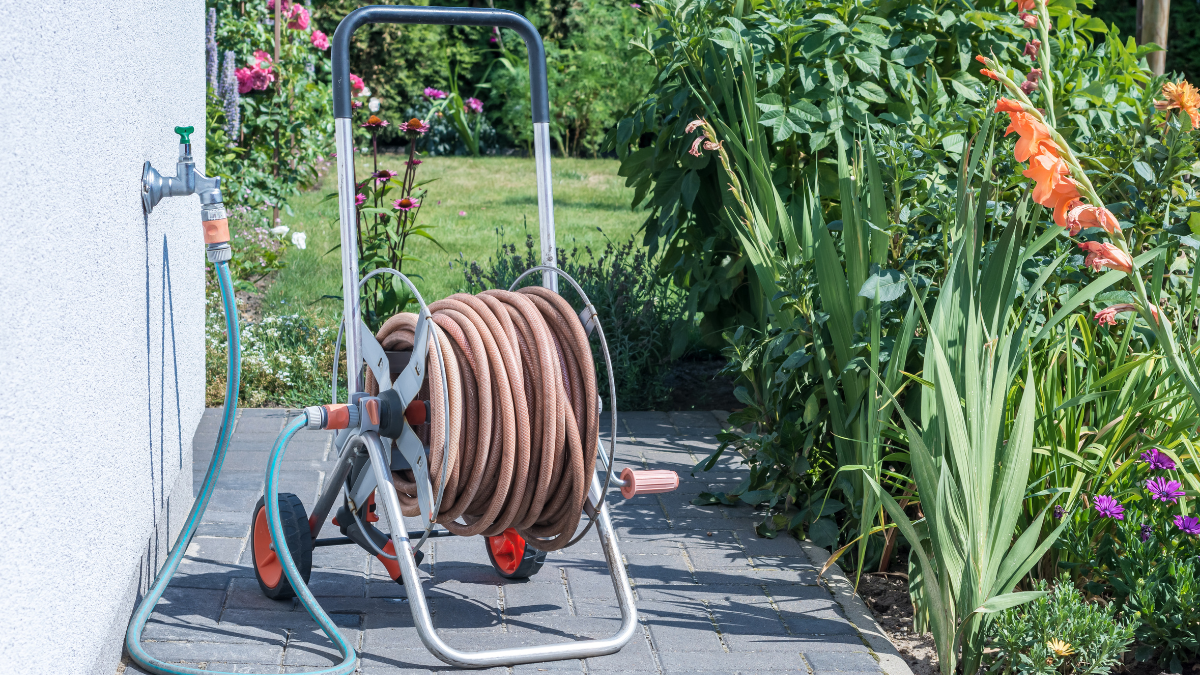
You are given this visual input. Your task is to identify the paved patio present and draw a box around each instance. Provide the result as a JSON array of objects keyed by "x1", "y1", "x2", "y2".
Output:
[{"x1": 124, "y1": 409, "x2": 898, "y2": 675}]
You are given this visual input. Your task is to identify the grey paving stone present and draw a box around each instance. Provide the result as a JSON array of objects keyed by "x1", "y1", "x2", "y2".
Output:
[
  {"x1": 804, "y1": 651, "x2": 883, "y2": 672},
  {"x1": 511, "y1": 660, "x2": 586, "y2": 673},
  {"x1": 656, "y1": 650, "x2": 809, "y2": 672},
  {"x1": 140, "y1": 640, "x2": 284, "y2": 665},
  {"x1": 189, "y1": 535, "x2": 248, "y2": 565},
  {"x1": 280, "y1": 626, "x2": 361, "y2": 666},
  {"x1": 168, "y1": 409, "x2": 891, "y2": 675},
  {"x1": 151, "y1": 586, "x2": 227, "y2": 623},
  {"x1": 502, "y1": 580, "x2": 572, "y2": 619},
  {"x1": 141, "y1": 617, "x2": 282, "y2": 645}
]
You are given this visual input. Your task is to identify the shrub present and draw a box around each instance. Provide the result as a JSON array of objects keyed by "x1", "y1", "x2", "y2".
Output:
[
  {"x1": 206, "y1": 305, "x2": 345, "y2": 408},
  {"x1": 463, "y1": 230, "x2": 686, "y2": 410},
  {"x1": 986, "y1": 576, "x2": 1135, "y2": 675},
  {"x1": 208, "y1": 1, "x2": 334, "y2": 212}
]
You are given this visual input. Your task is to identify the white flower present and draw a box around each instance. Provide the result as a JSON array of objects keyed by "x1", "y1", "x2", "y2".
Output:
[
  {"x1": 270, "y1": 224, "x2": 289, "y2": 236},
  {"x1": 291, "y1": 232, "x2": 307, "y2": 250},
  {"x1": 361, "y1": 86, "x2": 372, "y2": 98},
  {"x1": 368, "y1": 97, "x2": 381, "y2": 112}
]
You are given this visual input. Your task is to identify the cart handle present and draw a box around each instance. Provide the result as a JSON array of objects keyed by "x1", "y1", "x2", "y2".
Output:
[{"x1": 331, "y1": 6, "x2": 548, "y2": 123}]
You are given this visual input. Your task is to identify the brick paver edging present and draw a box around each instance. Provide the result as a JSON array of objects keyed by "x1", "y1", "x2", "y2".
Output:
[{"x1": 798, "y1": 542, "x2": 914, "y2": 675}]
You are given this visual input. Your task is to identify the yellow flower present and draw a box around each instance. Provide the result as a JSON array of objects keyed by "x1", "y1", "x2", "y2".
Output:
[{"x1": 1047, "y1": 639, "x2": 1075, "y2": 657}]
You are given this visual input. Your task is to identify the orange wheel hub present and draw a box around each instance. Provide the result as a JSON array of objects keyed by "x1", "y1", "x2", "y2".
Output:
[
  {"x1": 487, "y1": 528, "x2": 525, "y2": 575},
  {"x1": 253, "y1": 506, "x2": 283, "y2": 588}
]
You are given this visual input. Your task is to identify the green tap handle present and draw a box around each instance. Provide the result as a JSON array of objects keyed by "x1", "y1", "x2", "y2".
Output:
[{"x1": 174, "y1": 126, "x2": 195, "y2": 144}]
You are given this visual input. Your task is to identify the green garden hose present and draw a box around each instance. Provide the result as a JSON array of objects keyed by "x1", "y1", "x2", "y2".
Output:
[{"x1": 124, "y1": 259, "x2": 358, "y2": 675}]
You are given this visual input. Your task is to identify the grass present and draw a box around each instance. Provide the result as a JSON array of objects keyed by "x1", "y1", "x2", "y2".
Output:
[{"x1": 263, "y1": 155, "x2": 646, "y2": 318}]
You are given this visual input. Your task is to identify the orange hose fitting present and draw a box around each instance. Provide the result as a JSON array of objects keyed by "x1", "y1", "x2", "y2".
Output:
[
  {"x1": 324, "y1": 404, "x2": 352, "y2": 430},
  {"x1": 202, "y1": 218, "x2": 230, "y2": 245},
  {"x1": 619, "y1": 468, "x2": 679, "y2": 500}
]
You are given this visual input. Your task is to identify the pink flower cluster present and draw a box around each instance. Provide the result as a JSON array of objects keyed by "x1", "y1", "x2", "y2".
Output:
[
  {"x1": 236, "y1": 51, "x2": 275, "y2": 94},
  {"x1": 424, "y1": 87, "x2": 448, "y2": 100},
  {"x1": 464, "y1": 97, "x2": 484, "y2": 114},
  {"x1": 350, "y1": 73, "x2": 365, "y2": 96},
  {"x1": 266, "y1": 0, "x2": 309, "y2": 30},
  {"x1": 311, "y1": 30, "x2": 329, "y2": 51}
]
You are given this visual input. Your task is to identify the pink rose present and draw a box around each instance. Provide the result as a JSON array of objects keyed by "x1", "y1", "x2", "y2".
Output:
[
  {"x1": 287, "y1": 5, "x2": 310, "y2": 30},
  {"x1": 253, "y1": 50, "x2": 272, "y2": 68},
  {"x1": 235, "y1": 67, "x2": 255, "y2": 94},
  {"x1": 266, "y1": 0, "x2": 290, "y2": 12},
  {"x1": 249, "y1": 66, "x2": 274, "y2": 91},
  {"x1": 350, "y1": 73, "x2": 365, "y2": 96},
  {"x1": 310, "y1": 29, "x2": 329, "y2": 50}
]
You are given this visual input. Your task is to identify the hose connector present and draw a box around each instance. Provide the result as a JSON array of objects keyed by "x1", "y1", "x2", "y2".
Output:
[
  {"x1": 304, "y1": 404, "x2": 361, "y2": 431},
  {"x1": 206, "y1": 242, "x2": 232, "y2": 264},
  {"x1": 201, "y1": 201, "x2": 230, "y2": 245}
]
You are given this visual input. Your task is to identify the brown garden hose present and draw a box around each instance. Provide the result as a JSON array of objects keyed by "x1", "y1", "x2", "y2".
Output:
[{"x1": 365, "y1": 288, "x2": 598, "y2": 552}]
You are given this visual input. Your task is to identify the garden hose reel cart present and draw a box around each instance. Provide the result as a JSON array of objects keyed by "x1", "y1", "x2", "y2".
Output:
[{"x1": 249, "y1": 5, "x2": 680, "y2": 670}]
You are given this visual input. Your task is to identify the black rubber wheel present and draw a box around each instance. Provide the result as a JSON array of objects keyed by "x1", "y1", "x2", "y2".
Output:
[
  {"x1": 484, "y1": 528, "x2": 547, "y2": 579},
  {"x1": 251, "y1": 493, "x2": 313, "y2": 600}
]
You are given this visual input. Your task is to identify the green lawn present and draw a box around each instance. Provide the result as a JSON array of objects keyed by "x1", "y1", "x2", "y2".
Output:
[{"x1": 263, "y1": 156, "x2": 646, "y2": 318}]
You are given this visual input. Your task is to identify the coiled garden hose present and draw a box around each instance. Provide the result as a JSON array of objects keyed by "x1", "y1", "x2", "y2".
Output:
[
  {"x1": 365, "y1": 287, "x2": 599, "y2": 552},
  {"x1": 124, "y1": 260, "x2": 358, "y2": 675}
]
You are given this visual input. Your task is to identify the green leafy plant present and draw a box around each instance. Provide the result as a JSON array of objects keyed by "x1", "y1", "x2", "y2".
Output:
[
  {"x1": 985, "y1": 575, "x2": 1135, "y2": 675},
  {"x1": 858, "y1": 116, "x2": 1077, "y2": 675},
  {"x1": 464, "y1": 229, "x2": 686, "y2": 410},
  {"x1": 329, "y1": 112, "x2": 443, "y2": 330},
  {"x1": 206, "y1": 308, "x2": 345, "y2": 408},
  {"x1": 210, "y1": 1, "x2": 334, "y2": 212}
]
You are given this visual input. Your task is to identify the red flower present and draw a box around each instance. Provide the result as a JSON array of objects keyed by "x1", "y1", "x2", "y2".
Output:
[
  {"x1": 1078, "y1": 241, "x2": 1133, "y2": 274},
  {"x1": 1024, "y1": 40, "x2": 1042, "y2": 59},
  {"x1": 1020, "y1": 12, "x2": 1037, "y2": 28},
  {"x1": 980, "y1": 69, "x2": 1000, "y2": 81}
]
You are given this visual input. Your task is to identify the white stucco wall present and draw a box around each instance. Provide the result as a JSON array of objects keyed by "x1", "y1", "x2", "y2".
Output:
[{"x1": 0, "y1": 2, "x2": 206, "y2": 673}]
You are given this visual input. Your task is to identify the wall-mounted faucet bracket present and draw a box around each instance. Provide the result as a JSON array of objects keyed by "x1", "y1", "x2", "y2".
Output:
[{"x1": 142, "y1": 126, "x2": 223, "y2": 214}]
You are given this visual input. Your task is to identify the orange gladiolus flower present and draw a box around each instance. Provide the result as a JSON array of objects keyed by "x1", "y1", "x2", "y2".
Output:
[
  {"x1": 975, "y1": 55, "x2": 989, "y2": 65},
  {"x1": 1023, "y1": 151, "x2": 1072, "y2": 206},
  {"x1": 1017, "y1": 0, "x2": 1036, "y2": 9},
  {"x1": 1154, "y1": 80, "x2": 1200, "y2": 129},
  {"x1": 996, "y1": 98, "x2": 1024, "y2": 113},
  {"x1": 1063, "y1": 201, "x2": 1121, "y2": 236},
  {"x1": 980, "y1": 69, "x2": 1000, "y2": 81},
  {"x1": 1006, "y1": 113, "x2": 1059, "y2": 162},
  {"x1": 1079, "y1": 241, "x2": 1133, "y2": 274}
]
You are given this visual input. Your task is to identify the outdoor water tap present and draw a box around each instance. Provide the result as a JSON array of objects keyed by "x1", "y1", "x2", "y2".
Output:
[{"x1": 142, "y1": 126, "x2": 231, "y2": 260}]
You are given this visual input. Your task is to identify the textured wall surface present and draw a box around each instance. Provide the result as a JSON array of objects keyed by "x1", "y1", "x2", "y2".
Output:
[{"x1": 0, "y1": 2, "x2": 206, "y2": 673}]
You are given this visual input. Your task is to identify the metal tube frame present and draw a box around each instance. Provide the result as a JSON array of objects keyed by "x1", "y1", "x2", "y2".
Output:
[{"x1": 326, "y1": 6, "x2": 632, "y2": 667}]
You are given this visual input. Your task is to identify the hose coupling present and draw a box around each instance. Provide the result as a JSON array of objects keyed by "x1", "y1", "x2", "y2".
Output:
[
  {"x1": 206, "y1": 242, "x2": 232, "y2": 264},
  {"x1": 304, "y1": 404, "x2": 361, "y2": 431},
  {"x1": 201, "y1": 202, "x2": 230, "y2": 246}
]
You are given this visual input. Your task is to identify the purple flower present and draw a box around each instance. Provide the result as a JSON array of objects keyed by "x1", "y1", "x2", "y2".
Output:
[
  {"x1": 1174, "y1": 515, "x2": 1200, "y2": 536},
  {"x1": 374, "y1": 169, "x2": 398, "y2": 185},
  {"x1": 1093, "y1": 495, "x2": 1125, "y2": 520},
  {"x1": 1053, "y1": 505, "x2": 1064, "y2": 520},
  {"x1": 1140, "y1": 448, "x2": 1177, "y2": 471},
  {"x1": 423, "y1": 87, "x2": 448, "y2": 100},
  {"x1": 393, "y1": 197, "x2": 418, "y2": 211},
  {"x1": 1140, "y1": 523, "x2": 1153, "y2": 542},
  {"x1": 1146, "y1": 477, "x2": 1186, "y2": 504},
  {"x1": 355, "y1": 193, "x2": 365, "y2": 206},
  {"x1": 630, "y1": 2, "x2": 641, "y2": 7},
  {"x1": 464, "y1": 97, "x2": 483, "y2": 114}
]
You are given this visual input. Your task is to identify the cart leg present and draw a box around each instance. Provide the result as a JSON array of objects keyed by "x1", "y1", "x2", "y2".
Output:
[{"x1": 359, "y1": 430, "x2": 638, "y2": 669}]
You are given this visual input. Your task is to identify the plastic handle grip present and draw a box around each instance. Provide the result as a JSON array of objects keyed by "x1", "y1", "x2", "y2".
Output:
[
  {"x1": 175, "y1": 125, "x2": 195, "y2": 144},
  {"x1": 619, "y1": 468, "x2": 680, "y2": 500}
]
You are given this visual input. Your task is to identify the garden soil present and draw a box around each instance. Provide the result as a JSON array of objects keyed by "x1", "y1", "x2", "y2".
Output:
[{"x1": 858, "y1": 573, "x2": 938, "y2": 675}]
